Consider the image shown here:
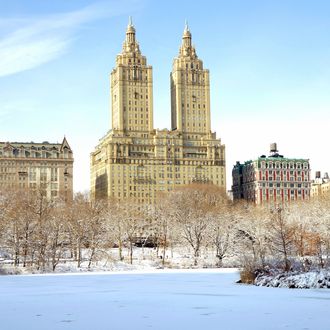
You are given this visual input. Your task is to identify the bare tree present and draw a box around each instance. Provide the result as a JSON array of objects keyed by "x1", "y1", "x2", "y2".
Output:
[
  {"x1": 27, "y1": 189, "x2": 55, "y2": 270},
  {"x1": 168, "y1": 184, "x2": 226, "y2": 266},
  {"x1": 86, "y1": 199, "x2": 107, "y2": 269},
  {"x1": 235, "y1": 203, "x2": 270, "y2": 269},
  {"x1": 300, "y1": 194, "x2": 330, "y2": 268},
  {"x1": 46, "y1": 199, "x2": 69, "y2": 271},
  {"x1": 145, "y1": 195, "x2": 175, "y2": 266},
  {"x1": 268, "y1": 206, "x2": 295, "y2": 271},
  {"x1": 121, "y1": 202, "x2": 143, "y2": 264},
  {"x1": 105, "y1": 199, "x2": 125, "y2": 261},
  {"x1": 196, "y1": 188, "x2": 236, "y2": 267},
  {"x1": 66, "y1": 193, "x2": 91, "y2": 268}
]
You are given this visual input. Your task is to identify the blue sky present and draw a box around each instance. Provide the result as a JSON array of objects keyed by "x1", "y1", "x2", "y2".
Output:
[{"x1": 1, "y1": 0, "x2": 329, "y2": 192}]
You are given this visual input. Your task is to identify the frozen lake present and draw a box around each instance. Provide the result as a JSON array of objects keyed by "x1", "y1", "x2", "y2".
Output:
[{"x1": 1, "y1": 269, "x2": 329, "y2": 330}]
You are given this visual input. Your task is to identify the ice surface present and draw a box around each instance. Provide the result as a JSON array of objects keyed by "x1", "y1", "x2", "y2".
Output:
[{"x1": 0, "y1": 269, "x2": 329, "y2": 330}]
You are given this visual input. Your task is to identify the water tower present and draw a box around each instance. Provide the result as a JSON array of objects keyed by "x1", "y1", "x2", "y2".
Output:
[{"x1": 269, "y1": 143, "x2": 279, "y2": 157}]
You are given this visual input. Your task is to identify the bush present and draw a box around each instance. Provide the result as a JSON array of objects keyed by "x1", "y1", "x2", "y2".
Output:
[
  {"x1": 0, "y1": 266, "x2": 23, "y2": 275},
  {"x1": 239, "y1": 267, "x2": 256, "y2": 284}
]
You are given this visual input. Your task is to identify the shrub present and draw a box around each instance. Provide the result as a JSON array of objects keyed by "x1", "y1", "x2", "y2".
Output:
[{"x1": 239, "y1": 267, "x2": 256, "y2": 284}]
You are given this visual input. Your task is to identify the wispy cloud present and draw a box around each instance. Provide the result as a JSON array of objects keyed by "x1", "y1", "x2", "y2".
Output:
[
  {"x1": 0, "y1": 1, "x2": 141, "y2": 77},
  {"x1": 0, "y1": 99, "x2": 41, "y2": 124}
]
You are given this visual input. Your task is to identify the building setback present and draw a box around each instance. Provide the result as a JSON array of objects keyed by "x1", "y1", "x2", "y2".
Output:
[
  {"x1": 232, "y1": 143, "x2": 311, "y2": 204},
  {"x1": 0, "y1": 137, "x2": 73, "y2": 201},
  {"x1": 90, "y1": 19, "x2": 226, "y2": 203}
]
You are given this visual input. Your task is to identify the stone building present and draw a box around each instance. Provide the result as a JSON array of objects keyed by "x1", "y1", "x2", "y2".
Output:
[
  {"x1": 0, "y1": 137, "x2": 73, "y2": 200},
  {"x1": 311, "y1": 171, "x2": 330, "y2": 197},
  {"x1": 90, "y1": 19, "x2": 226, "y2": 203},
  {"x1": 232, "y1": 143, "x2": 311, "y2": 204}
]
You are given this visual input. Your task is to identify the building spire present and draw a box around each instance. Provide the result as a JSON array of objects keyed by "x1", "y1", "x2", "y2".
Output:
[
  {"x1": 126, "y1": 16, "x2": 135, "y2": 33},
  {"x1": 182, "y1": 20, "x2": 191, "y2": 39},
  {"x1": 125, "y1": 16, "x2": 136, "y2": 46},
  {"x1": 184, "y1": 19, "x2": 189, "y2": 32},
  {"x1": 128, "y1": 16, "x2": 133, "y2": 27},
  {"x1": 180, "y1": 20, "x2": 193, "y2": 56}
]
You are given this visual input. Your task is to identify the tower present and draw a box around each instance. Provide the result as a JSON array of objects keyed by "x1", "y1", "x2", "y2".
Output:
[
  {"x1": 111, "y1": 17, "x2": 154, "y2": 135},
  {"x1": 171, "y1": 22, "x2": 211, "y2": 136},
  {"x1": 91, "y1": 20, "x2": 226, "y2": 203}
]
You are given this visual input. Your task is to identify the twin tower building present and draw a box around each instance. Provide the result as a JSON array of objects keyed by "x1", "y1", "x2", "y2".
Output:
[{"x1": 90, "y1": 19, "x2": 226, "y2": 203}]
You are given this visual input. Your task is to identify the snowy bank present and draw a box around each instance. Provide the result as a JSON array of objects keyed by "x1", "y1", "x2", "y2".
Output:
[{"x1": 255, "y1": 269, "x2": 330, "y2": 289}]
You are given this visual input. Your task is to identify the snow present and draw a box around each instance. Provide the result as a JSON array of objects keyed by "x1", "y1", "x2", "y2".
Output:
[
  {"x1": 0, "y1": 246, "x2": 241, "y2": 275},
  {"x1": 255, "y1": 269, "x2": 330, "y2": 289},
  {"x1": 1, "y1": 269, "x2": 330, "y2": 330}
]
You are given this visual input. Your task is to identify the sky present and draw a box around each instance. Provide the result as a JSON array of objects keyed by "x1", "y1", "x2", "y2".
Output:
[{"x1": 0, "y1": 0, "x2": 329, "y2": 193}]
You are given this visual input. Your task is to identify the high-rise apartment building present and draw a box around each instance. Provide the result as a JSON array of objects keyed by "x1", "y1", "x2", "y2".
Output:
[
  {"x1": 232, "y1": 143, "x2": 311, "y2": 204},
  {"x1": 111, "y1": 17, "x2": 154, "y2": 135},
  {"x1": 311, "y1": 171, "x2": 330, "y2": 197},
  {"x1": 0, "y1": 138, "x2": 73, "y2": 200},
  {"x1": 90, "y1": 20, "x2": 226, "y2": 203},
  {"x1": 171, "y1": 22, "x2": 211, "y2": 136}
]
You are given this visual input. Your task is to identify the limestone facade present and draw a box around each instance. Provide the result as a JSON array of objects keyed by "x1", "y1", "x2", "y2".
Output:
[
  {"x1": 0, "y1": 137, "x2": 73, "y2": 200},
  {"x1": 90, "y1": 20, "x2": 226, "y2": 203},
  {"x1": 311, "y1": 172, "x2": 330, "y2": 197}
]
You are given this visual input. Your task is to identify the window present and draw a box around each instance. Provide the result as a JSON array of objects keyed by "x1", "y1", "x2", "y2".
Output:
[
  {"x1": 51, "y1": 168, "x2": 58, "y2": 181},
  {"x1": 29, "y1": 168, "x2": 36, "y2": 181}
]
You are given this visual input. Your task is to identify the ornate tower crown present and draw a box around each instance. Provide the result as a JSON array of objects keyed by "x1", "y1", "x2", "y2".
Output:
[
  {"x1": 179, "y1": 21, "x2": 197, "y2": 59},
  {"x1": 122, "y1": 16, "x2": 140, "y2": 54}
]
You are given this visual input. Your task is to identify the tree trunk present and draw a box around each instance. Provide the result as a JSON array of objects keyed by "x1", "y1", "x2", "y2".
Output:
[
  {"x1": 77, "y1": 240, "x2": 82, "y2": 268},
  {"x1": 88, "y1": 247, "x2": 95, "y2": 269},
  {"x1": 162, "y1": 235, "x2": 167, "y2": 266},
  {"x1": 118, "y1": 238, "x2": 123, "y2": 261},
  {"x1": 129, "y1": 241, "x2": 133, "y2": 264}
]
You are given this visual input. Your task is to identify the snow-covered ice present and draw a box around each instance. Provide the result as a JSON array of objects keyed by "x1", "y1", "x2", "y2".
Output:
[{"x1": 1, "y1": 269, "x2": 329, "y2": 330}]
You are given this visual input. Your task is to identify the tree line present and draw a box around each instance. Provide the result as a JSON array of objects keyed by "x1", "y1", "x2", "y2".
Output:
[{"x1": 0, "y1": 184, "x2": 329, "y2": 272}]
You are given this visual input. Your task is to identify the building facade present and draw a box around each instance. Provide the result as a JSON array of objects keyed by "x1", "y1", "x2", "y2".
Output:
[
  {"x1": 90, "y1": 20, "x2": 226, "y2": 203},
  {"x1": 311, "y1": 171, "x2": 330, "y2": 197},
  {"x1": 232, "y1": 143, "x2": 311, "y2": 204},
  {"x1": 0, "y1": 138, "x2": 73, "y2": 200}
]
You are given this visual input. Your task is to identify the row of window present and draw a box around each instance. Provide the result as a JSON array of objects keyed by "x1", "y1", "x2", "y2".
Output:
[
  {"x1": 110, "y1": 172, "x2": 222, "y2": 181},
  {"x1": 181, "y1": 73, "x2": 205, "y2": 84},
  {"x1": 258, "y1": 176, "x2": 309, "y2": 182},
  {"x1": 183, "y1": 122, "x2": 207, "y2": 128},
  {"x1": 110, "y1": 164, "x2": 221, "y2": 172},
  {"x1": 181, "y1": 103, "x2": 206, "y2": 109},
  {"x1": 185, "y1": 63, "x2": 200, "y2": 70},
  {"x1": 1, "y1": 151, "x2": 67, "y2": 159},
  {"x1": 259, "y1": 169, "x2": 308, "y2": 175},
  {"x1": 110, "y1": 180, "x2": 223, "y2": 194},
  {"x1": 259, "y1": 182, "x2": 310, "y2": 188},
  {"x1": 127, "y1": 120, "x2": 149, "y2": 125},
  {"x1": 260, "y1": 161, "x2": 309, "y2": 169},
  {"x1": 126, "y1": 113, "x2": 149, "y2": 119}
]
